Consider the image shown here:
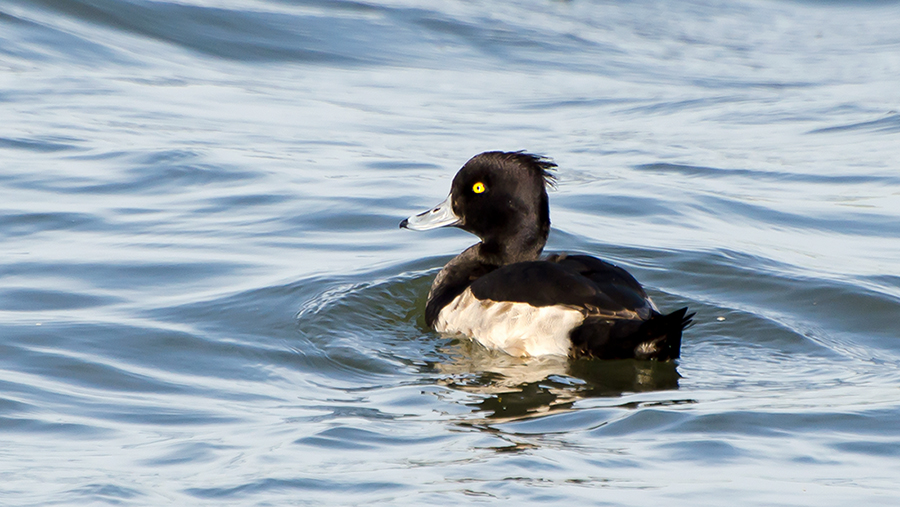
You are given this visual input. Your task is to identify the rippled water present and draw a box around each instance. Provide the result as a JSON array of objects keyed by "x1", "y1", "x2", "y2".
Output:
[{"x1": 3, "y1": 0, "x2": 900, "y2": 504}]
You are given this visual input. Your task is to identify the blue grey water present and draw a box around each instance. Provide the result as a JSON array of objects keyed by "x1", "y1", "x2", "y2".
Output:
[{"x1": 2, "y1": 0, "x2": 900, "y2": 504}]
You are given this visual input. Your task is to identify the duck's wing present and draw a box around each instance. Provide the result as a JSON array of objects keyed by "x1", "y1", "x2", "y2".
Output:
[
  {"x1": 468, "y1": 256, "x2": 654, "y2": 320},
  {"x1": 552, "y1": 254, "x2": 654, "y2": 315}
]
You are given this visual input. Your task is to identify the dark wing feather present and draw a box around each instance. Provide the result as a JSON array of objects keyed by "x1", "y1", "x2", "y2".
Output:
[
  {"x1": 552, "y1": 254, "x2": 652, "y2": 316},
  {"x1": 468, "y1": 256, "x2": 653, "y2": 319}
]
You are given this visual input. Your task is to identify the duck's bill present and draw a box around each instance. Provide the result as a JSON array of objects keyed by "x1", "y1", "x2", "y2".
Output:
[{"x1": 400, "y1": 195, "x2": 461, "y2": 231}]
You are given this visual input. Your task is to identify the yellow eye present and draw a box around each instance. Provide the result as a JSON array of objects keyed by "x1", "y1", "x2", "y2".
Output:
[{"x1": 472, "y1": 182, "x2": 486, "y2": 194}]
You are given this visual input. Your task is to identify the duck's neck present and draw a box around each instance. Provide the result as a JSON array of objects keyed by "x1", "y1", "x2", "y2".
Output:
[{"x1": 478, "y1": 225, "x2": 547, "y2": 265}]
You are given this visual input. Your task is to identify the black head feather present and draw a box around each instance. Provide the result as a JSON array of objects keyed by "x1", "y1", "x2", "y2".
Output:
[{"x1": 449, "y1": 151, "x2": 554, "y2": 263}]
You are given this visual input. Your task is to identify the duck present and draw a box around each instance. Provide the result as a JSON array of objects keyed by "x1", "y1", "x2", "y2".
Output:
[{"x1": 400, "y1": 151, "x2": 692, "y2": 360}]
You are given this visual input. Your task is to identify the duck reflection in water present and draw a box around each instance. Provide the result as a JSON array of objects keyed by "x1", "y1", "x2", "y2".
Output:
[{"x1": 433, "y1": 340, "x2": 681, "y2": 425}]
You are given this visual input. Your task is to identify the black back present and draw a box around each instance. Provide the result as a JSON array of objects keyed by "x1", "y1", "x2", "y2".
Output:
[{"x1": 469, "y1": 254, "x2": 652, "y2": 318}]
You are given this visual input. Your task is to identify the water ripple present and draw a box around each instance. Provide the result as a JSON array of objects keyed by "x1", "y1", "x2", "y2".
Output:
[{"x1": 3, "y1": 0, "x2": 900, "y2": 504}]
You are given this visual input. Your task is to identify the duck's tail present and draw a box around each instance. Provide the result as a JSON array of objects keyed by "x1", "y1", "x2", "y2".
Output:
[
  {"x1": 570, "y1": 307, "x2": 694, "y2": 360},
  {"x1": 630, "y1": 307, "x2": 693, "y2": 360}
]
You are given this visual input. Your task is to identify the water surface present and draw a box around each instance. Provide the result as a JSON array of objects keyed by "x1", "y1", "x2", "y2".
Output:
[{"x1": 2, "y1": 0, "x2": 900, "y2": 504}]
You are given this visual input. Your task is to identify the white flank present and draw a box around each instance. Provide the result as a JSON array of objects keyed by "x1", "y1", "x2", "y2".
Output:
[{"x1": 434, "y1": 288, "x2": 585, "y2": 357}]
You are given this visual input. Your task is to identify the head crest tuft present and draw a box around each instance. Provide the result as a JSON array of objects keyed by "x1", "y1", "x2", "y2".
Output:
[{"x1": 476, "y1": 151, "x2": 557, "y2": 189}]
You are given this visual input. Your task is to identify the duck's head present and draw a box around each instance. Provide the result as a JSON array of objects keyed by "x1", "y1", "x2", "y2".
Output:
[{"x1": 401, "y1": 151, "x2": 556, "y2": 263}]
